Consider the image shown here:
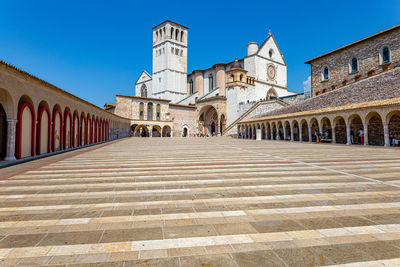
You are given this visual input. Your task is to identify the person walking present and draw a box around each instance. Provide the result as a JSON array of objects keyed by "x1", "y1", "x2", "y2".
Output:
[{"x1": 360, "y1": 128, "x2": 364, "y2": 144}]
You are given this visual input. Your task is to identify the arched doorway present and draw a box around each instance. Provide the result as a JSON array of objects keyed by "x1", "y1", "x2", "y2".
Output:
[
  {"x1": 266, "y1": 123, "x2": 271, "y2": 140},
  {"x1": 334, "y1": 117, "x2": 347, "y2": 144},
  {"x1": 0, "y1": 104, "x2": 7, "y2": 159},
  {"x1": 293, "y1": 121, "x2": 299, "y2": 141},
  {"x1": 277, "y1": 122, "x2": 283, "y2": 140},
  {"x1": 367, "y1": 113, "x2": 384, "y2": 146},
  {"x1": 310, "y1": 119, "x2": 319, "y2": 142},
  {"x1": 16, "y1": 96, "x2": 35, "y2": 159},
  {"x1": 321, "y1": 117, "x2": 332, "y2": 142},
  {"x1": 73, "y1": 112, "x2": 79, "y2": 147},
  {"x1": 135, "y1": 125, "x2": 149, "y2": 137},
  {"x1": 272, "y1": 123, "x2": 277, "y2": 140},
  {"x1": 37, "y1": 102, "x2": 51, "y2": 155},
  {"x1": 284, "y1": 121, "x2": 291, "y2": 141},
  {"x1": 220, "y1": 114, "x2": 226, "y2": 135},
  {"x1": 131, "y1": 124, "x2": 138, "y2": 136},
  {"x1": 198, "y1": 105, "x2": 218, "y2": 136},
  {"x1": 64, "y1": 108, "x2": 72, "y2": 149},
  {"x1": 349, "y1": 115, "x2": 363, "y2": 144},
  {"x1": 388, "y1": 112, "x2": 400, "y2": 146},
  {"x1": 183, "y1": 126, "x2": 189, "y2": 137},
  {"x1": 152, "y1": 126, "x2": 161, "y2": 137},
  {"x1": 162, "y1": 126, "x2": 171, "y2": 137},
  {"x1": 261, "y1": 124, "x2": 266, "y2": 139},
  {"x1": 301, "y1": 120, "x2": 309, "y2": 142},
  {"x1": 210, "y1": 122, "x2": 216, "y2": 136}
]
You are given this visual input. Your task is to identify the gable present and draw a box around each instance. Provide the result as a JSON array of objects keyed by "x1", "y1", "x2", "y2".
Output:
[
  {"x1": 256, "y1": 35, "x2": 286, "y2": 65},
  {"x1": 135, "y1": 70, "x2": 152, "y2": 85}
]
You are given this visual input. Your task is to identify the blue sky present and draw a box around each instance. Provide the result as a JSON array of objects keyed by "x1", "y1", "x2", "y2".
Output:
[{"x1": 0, "y1": 0, "x2": 399, "y2": 107}]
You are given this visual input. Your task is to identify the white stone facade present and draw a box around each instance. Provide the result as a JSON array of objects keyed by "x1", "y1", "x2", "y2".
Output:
[{"x1": 131, "y1": 20, "x2": 299, "y2": 136}]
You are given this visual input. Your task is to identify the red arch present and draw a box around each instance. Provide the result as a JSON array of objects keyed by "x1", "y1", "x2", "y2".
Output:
[
  {"x1": 100, "y1": 119, "x2": 103, "y2": 142},
  {"x1": 36, "y1": 106, "x2": 51, "y2": 155},
  {"x1": 72, "y1": 113, "x2": 79, "y2": 147},
  {"x1": 106, "y1": 122, "x2": 108, "y2": 141},
  {"x1": 87, "y1": 115, "x2": 92, "y2": 144},
  {"x1": 52, "y1": 108, "x2": 63, "y2": 152},
  {"x1": 63, "y1": 111, "x2": 72, "y2": 150},
  {"x1": 94, "y1": 117, "x2": 98, "y2": 143},
  {"x1": 92, "y1": 116, "x2": 95, "y2": 143},
  {"x1": 81, "y1": 114, "x2": 86, "y2": 146},
  {"x1": 16, "y1": 101, "x2": 36, "y2": 159}
]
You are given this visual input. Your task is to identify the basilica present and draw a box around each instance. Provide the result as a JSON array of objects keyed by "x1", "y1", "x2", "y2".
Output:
[{"x1": 106, "y1": 20, "x2": 301, "y2": 137}]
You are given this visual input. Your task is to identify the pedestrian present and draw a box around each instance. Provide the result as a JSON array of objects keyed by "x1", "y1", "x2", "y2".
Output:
[{"x1": 360, "y1": 128, "x2": 364, "y2": 144}]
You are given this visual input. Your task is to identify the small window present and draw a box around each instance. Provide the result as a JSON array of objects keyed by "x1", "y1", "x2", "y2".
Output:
[
  {"x1": 351, "y1": 57, "x2": 358, "y2": 72},
  {"x1": 269, "y1": 49, "x2": 274, "y2": 58},
  {"x1": 209, "y1": 74, "x2": 213, "y2": 91},
  {"x1": 323, "y1": 67, "x2": 329, "y2": 81},
  {"x1": 147, "y1": 103, "x2": 153, "y2": 121},
  {"x1": 139, "y1": 103, "x2": 144, "y2": 120},
  {"x1": 171, "y1": 47, "x2": 174, "y2": 54},
  {"x1": 189, "y1": 79, "x2": 194, "y2": 94},
  {"x1": 383, "y1": 47, "x2": 390, "y2": 63},
  {"x1": 156, "y1": 104, "x2": 161, "y2": 121}
]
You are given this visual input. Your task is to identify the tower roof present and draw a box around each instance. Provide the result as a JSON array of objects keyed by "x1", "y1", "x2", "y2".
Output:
[
  {"x1": 230, "y1": 58, "x2": 242, "y2": 69},
  {"x1": 152, "y1": 20, "x2": 189, "y2": 30}
]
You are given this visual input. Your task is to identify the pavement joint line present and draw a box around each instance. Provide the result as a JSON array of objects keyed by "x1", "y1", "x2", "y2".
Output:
[
  {"x1": 0, "y1": 138, "x2": 126, "y2": 181},
  {"x1": 219, "y1": 143, "x2": 400, "y2": 189}
]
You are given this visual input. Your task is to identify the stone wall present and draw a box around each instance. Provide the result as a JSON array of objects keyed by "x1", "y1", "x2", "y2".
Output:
[
  {"x1": 225, "y1": 100, "x2": 287, "y2": 136},
  {"x1": 169, "y1": 104, "x2": 196, "y2": 137},
  {"x1": 309, "y1": 27, "x2": 400, "y2": 95},
  {"x1": 254, "y1": 67, "x2": 400, "y2": 119}
]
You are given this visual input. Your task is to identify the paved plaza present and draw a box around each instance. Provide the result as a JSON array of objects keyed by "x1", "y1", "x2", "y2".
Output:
[{"x1": 1, "y1": 138, "x2": 400, "y2": 266}]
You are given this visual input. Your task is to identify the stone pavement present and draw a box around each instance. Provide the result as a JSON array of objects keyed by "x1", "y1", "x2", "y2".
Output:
[{"x1": 0, "y1": 137, "x2": 400, "y2": 266}]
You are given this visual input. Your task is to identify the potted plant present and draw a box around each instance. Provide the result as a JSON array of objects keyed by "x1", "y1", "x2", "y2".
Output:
[{"x1": 367, "y1": 70, "x2": 376, "y2": 77}]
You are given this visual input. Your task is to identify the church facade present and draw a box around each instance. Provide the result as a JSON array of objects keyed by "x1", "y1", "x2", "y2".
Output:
[{"x1": 109, "y1": 20, "x2": 299, "y2": 137}]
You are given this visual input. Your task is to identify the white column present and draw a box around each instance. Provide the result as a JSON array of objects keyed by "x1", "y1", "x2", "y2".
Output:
[
  {"x1": 5, "y1": 119, "x2": 17, "y2": 161},
  {"x1": 290, "y1": 125, "x2": 294, "y2": 142},
  {"x1": 384, "y1": 123, "x2": 390, "y2": 147},
  {"x1": 363, "y1": 123, "x2": 368, "y2": 146},
  {"x1": 308, "y1": 126, "x2": 312, "y2": 142},
  {"x1": 283, "y1": 126, "x2": 287, "y2": 141},
  {"x1": 346, "y1": 126, "x2": 351, "y2": 145},
  {"x1": 299, "y1": 126, "x2": 303, "y2": 142},
  {"x1": 332, "y1": 127, "x2": 336, "y2": 144}
]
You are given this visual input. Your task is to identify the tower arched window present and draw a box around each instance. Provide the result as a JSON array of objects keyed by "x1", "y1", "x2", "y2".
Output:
[
  {"x1": 209, "y1": 74, "x2": 213, "y2": 92},
  {"x1": 181, "y1": 31, "x2": 184, "y2": 42},
  {"x1": 175, "y1": 29, "x2": 179, "y2": 40},
  {"x1": 170, "y1": 27, "x2": 174, "y2": 39},
  {"x1": 189, "y1": 79, "x2": 194, "y2": 94},
  {"x1": 139, "y1": 102, "x2": 144, "y2": 120},
  {"x1": 351, "y1": 57, "x2": 358, "y2": 73},
  {"x1": 147, "y1": 102, "x2": 153, "y2": 121},
  {"x1": 382, "y1": 46, "x2": 390, "y2": 63},
  {"x1": 156, "y1": 104, "x2": 161, "y2": 121},
  {"x1": 140, "y1": 84, "x2": 147, "y2": 97},
  {"x1": 323, "y1": 66, "x2": 329, "y2": 81}
]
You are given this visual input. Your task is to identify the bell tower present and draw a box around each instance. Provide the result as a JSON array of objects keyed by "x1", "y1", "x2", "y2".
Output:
[{"x1": 152, "y1": 20, "x2": 188, "y2": 103}]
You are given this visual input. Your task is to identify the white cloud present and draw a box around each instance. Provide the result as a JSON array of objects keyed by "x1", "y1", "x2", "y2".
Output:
[{"x1": 302, "y1": 75, "x2": 311, "y2": 93}]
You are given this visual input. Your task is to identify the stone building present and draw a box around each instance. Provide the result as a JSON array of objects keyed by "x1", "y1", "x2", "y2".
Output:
[
  {"x1": 108, "y1": 20, "x2": 299, "y2": 137},
  {"x1": 238, "y1": 24, "x2": 400, "y2": 147},
  {"x1": 0, "y1": 60, "x2": 130, "y2": 161}
]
